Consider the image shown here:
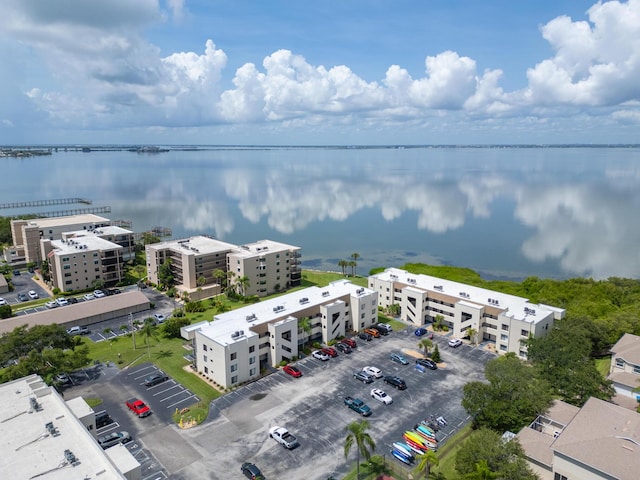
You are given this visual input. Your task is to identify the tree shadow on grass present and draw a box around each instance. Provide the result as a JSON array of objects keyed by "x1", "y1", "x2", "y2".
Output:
[{"x1": 154, "y1": 349, "x2": 174, "y2": 359}]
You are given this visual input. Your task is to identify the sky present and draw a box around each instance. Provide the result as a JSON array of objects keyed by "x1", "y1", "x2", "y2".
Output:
[{"x1": 0, "y1": 0, "x2": 639, "y2": 145}]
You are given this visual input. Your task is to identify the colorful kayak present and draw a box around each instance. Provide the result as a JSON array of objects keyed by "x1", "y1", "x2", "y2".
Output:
[
  {"x1": 418, "y1": 422, "x2": 438, "y2": 438},
  {"x1": 391, "y1": 449, "x2": 413, "y2": 465},
  {"x1": 415, "y1": 424, "x2": 438, "y2": 441},
  {"x1": 413, "y1": 429, "x2": 438, "y2": 449},
  {"x1": 403, "y1": 431, "x2": 429, "y2": 450},
  {"x1": 392, "y1": 442, "x2": 415, "y2": 460}
]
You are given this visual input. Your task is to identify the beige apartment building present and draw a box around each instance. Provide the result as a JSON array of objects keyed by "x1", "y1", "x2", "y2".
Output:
[
  {"x1": 227, "y1": 239, "x2": 302, "y2": 296},
  {"x1": 181, "y1": 280, "x2": 378, "y2": 388},
  {"x1": 5, "y1": 214, "x2": 111, "y2": 264},
  {"x1": 608, "y1": 333, "x2": 640, "y2": 402},
  {"x1": 146, "y1": 236, "x2": 301, "y2": 299},
  {"x1": 43, "y1": 235, "x2": 125, "y2": 293},
  {"x1": 369, "y1": 268, "x2": 565, "y2": 358}
]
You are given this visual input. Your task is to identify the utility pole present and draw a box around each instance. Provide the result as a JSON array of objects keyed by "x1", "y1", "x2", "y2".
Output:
[{"x1": 130, "y1": 313, "x2": 136, "y2": 350}]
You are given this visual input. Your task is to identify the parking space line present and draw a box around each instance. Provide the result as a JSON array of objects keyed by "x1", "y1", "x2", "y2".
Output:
[
  {"x1": 97, "y1": 423, "x2": 120, "y2": 434},
  {"x1": 159, "y1": 390, "x2": 191, "y2": 403},
  {"x1": 142, "y1": 471, "x2": 168, "y2": 480},
  {"x1": 128, "y1": 365, "x2": 157, "y2": 377},
  {"x1": 152, "y1": 384, "x2": 179, "y2": 396},
  {"x1": 166, "y1": 394, "x2": 199, "y2": 409}
]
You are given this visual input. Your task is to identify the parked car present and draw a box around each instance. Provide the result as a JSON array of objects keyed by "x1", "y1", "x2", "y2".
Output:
[
  {"x1": 56, "y1": 297, "x2": 69, "y2": 307},
  {"x1": 28, "y1": 290, "x2": 39, "y2": 300},
  {"x1": 416, "y1": 358, "x2": 438, "y2": 370},
  {"x1": 12, "y1": 269, "x2": 20, "y2": 276},
  {"x1": 17, "y1": 293, "x2": 29, "y2": 302},
  {"x1": 83, "y1": 293, "x2": 95, "y2": 301},
  {"x1": 344, "y1": 396, "x2": 372, "y2": 416},
  {"x1": 54, "y1": 372, "x2": 72, "y2": 385},
  {"x1": 321, "y1": 347, "x2": 338, "y2": 358},
  {"x1": 153, "y1": 313, "x2": 167, "y2": 324},
  {"x1": 362, "y1": 366, "x2": 383, "y2": 378},
  {"x1": 354, "y1": 371, "x2": 374, "y2": 384},
  {"x1": 358, "y1": 332, "x2": 373, "y2": 341},
  {"x1": 93, "y1": 289, "x2": 106, "y2": 298},
  {"x1": 336, "y1": 343, "x2": 352, "y2": 354},
  {"x1": 269, "y1": 426, "x2": 299, "y2": 449},
  {"x1": 376, "y1": 323, "x2": 393, "y2": 333},
  {"x1": 341, "y1": 338, "x2": 357, "y2": 348},
  {"x1": 95, "y1": 411, "x2": 112, "y2": 428},
  {"x1": 98, "y1": 431, "x2": 131, "y2": 449},
  {"x1": 241, "y1": 463, "x2": 263, "y2": 480},
  {"x1": 414, "y1": 327, "x2": 428, "y2": 336},
  {"x1": 283, "y1": 365, "x2": 302, "y2": 378},
  {"x1": 143, "y1": 371, "x2": 169, "y2": 387},
  {"x1": 370, "y1": 388, "x2": 393, "y2": 405},
  {"x1": 0, "y1": 297, "x2": 6, "y2": 306},
  {"x1": 448, "y1": 338, "x2": 463, "y2": 348},
  {"x1": 66, "y1": 325, "x2": 90, "y2": 336},
  {"x1": 384, "y1": 375, "x2": 407, "y2": 390},
  {"x1": 67, "y1": 297, "x2": 78, "y2": 304},
  {"x1": 45, "y1": 301, "x2": 58, "y2": 309},
  {"x1": 312, "y1": 350, "x2": 330, "y2": 361},
  {"x1": 371, "y1": 325, "x2": 389, "y2": 336},
  {"x1": 363, "y1": 328, "x2": 380, "y2": 338},
  {"x1": 125, "y1": 398, "x2": 152, "y2": 417},
  {"x1": 390, "y1": 353, "x2": 409, "y2": 365}
]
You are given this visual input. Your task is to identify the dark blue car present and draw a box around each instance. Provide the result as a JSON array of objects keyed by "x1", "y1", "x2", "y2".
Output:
[{"x1": 415, "y1": 327, "x2": 428, "y2": 336}]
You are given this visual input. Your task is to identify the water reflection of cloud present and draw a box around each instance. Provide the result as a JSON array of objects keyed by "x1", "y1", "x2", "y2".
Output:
[{"x1": 514, "y1": 184, "x2": 640, "y2": 279}]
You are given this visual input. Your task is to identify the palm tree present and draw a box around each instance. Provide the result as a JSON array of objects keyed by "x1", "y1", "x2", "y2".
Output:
[
  {"x1": 338, "y1": 259, "x2": 348, "y2": 276},
  {"x1": 351, "y1": 253, "x2": 360, "y2": 276},
  {"x1": 348, "y1": 260, "x2": 356, "y2": 277},
  {"x1": 344, "y1": 420, "x2": 376, "y2": 480},
  {"x1": 414, "y1": 450, "x2": 439, "y2": 479},
  {"x1": 238, "y1": 275, "x2": 250, "y2": 296},
  {"x1": 464, "y1": 460, "x2": 498, "y2": 479},
  {"x1": 298, "y1": 317, "x2": 312, "y2": 350},
  {"x1": 419, "y1": 338, "x2": 433, "y2": 357},
  {"x1": 467, "y1": 327, "x2": 477, "y2": 346},
  {"x1": 140, "y1": 318, "x2": 158, "y2": 358},
  {"x1": 212, "y1": 269, "x2": 226, "y2": 290}
]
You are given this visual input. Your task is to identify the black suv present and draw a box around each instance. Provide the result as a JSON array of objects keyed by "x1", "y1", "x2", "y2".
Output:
[
  {"x1": 416, "y1": 358, "x2": 438, "y2": 370},
  {"x1": 95, "y1": 411, "x2": 112, "y2": 428},
  {"x1": 241, "y1": 463, "x2": 263, "y2": 480},
  {"x1": 144, "y1": 372, "x2": 169, "y2": 387},
  {"x1": 384, "y1": 375, "x2": 407, "y2": 390},
  {"x1": 370, "y1": 325, "x2": 389, "y2": 336},
  {"x1": 336, "y1": 343, "x2": 352, "y2": 354}
]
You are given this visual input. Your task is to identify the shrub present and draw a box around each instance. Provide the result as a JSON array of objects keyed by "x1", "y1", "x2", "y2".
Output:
[{"x1": 279, "y1": 360, "x2": 288, "y2": 367}]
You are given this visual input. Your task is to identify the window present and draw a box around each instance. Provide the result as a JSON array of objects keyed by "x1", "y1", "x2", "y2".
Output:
[
  {"x1": 500, "y1": 344, "x2": 507, "y2": 351},
  {"x1": 249, "y1": 345, "x2": 255, "y2": 353},
  {"x1": 554, "y1": 474, "x2": 568, "y2": 480},
  {"x1": 521, "y1": 329, "x2": 528, "y2": 337},
  {"x1": 501, "y1": 324, "x2": 509, "y2": 331},
  {"x1": 231, "y1": 375, "x2": 238, "y2": 384},
  {"x1": 204, "y1": 367, "x2": 208, "y2": 374},
  {"x1": 615, "y1": 358, "x2": 624, "y2": 368},
  {"x1": 230, "y1": 364, "x2": 237, "y2": 372},
  {"x1": 203, "y1": 355, "x2": 207, "y2": 363},
  {"x1": 230, "y1": 352, "x2": 237, "y2": 361},
  {"x1": 250, "y1": 368, "x2": 256, "y2": 376},
  {"x1": 249, "y1": 357, "x2": 255, "y2": 364},
  {"x1": 634, "y1": 365, "x2": 640, "y2": 375},
  {"x1": 203, "y1": 344, "x2": 208, "y2": 351},
  {"x1": 64, "y1": 265, "x2": 71, "y2": 270},
  {"x1": 500, "y1": 334, "x2": 508, "y2": 341}
]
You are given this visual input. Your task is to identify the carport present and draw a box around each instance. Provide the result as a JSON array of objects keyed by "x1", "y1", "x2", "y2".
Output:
[{"x1": 0, "y1": 291, "x2": 150, "y2": 334}]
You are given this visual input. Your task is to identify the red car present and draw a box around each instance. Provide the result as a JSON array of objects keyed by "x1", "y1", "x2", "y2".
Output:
[
  {"x1": 341, "y1": 338, "x2": 357, "y2": 348},
  {"x1": 321, "y1": 347, "x2": 338, "y2": 358},
  {"x1": 283, "y1": 365, "x2": 302, "y2": 378},
  {"x1": 125, "y1": 398, "x2": 152, "y2": 418}
]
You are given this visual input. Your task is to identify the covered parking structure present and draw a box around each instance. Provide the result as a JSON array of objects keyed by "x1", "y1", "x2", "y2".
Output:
[{"x1": 0, "y1": 291, "x2": 150, "y2": 334}]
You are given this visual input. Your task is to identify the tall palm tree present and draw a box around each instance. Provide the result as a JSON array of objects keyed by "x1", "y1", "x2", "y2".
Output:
[
  {"x1": 348, "y1": 260, "x2": 356, "y2": 277},
  {"x1": 351, "y1": 252, "x2": 360, "y2": 276},
  {"x1": 212, "y1": 269, "x2": 226, "y2": 290},
  {"x1": 419, "y1": 338, "x2": 433, "y2": 357},
  {"x1": 338, "y1": 259, "x2": 348, "y2": 276},
  {"x1": 238, "y1": 275, "x2": 250, "y2": 296},
  {"x1": 344, "y1": 420, "x2": 376, "y2": 480},
  {"x1": 414, "y1": 450, "x2": 439, "y2": 479},
  {"x1": 140, "y1": 318, "x2": 158, "y2": 358},
  {"x1": 298, "y1": 317, "x2": 312, "y2": 349},
  {"x1": 467, "y1": 327, "x2": 477, "y2": 345}
]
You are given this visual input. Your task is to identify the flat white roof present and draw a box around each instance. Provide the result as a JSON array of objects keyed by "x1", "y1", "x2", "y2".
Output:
[
  {"x1": 232, "y1": 239, "x2": 301, "y2": 258},
  {"x1": 149, "y1": 235, "x2": 237, "y2": 255},
  {"x1": 23, "y1": 214, "x2": 111, "y2": 229},
  {"x1": 0, "y1": 376, "x2": 126, "y2": 479},
  {"x1": 65, "y1": 225, "x2": 133, "y2": 236},
  {"x1": 51, "y1": 236, "x2": 122, "y2": 254},
  {"x1": 375, "y1": 267, "x2": 561, "y2": 324},
  {"x1": 198, "y1": 279, "x2": 372, "y2": 345}
]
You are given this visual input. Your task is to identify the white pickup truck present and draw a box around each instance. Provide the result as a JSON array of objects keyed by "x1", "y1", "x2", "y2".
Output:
[{"x1": 268, "y1": 426, "x2": 299, "y2": 449}]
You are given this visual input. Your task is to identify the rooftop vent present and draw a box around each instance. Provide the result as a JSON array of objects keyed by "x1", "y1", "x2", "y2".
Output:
[
  {"x1": 407, "y1": 278, "x2": 416, "y2": 284},
  {"x1": 64, "y1": 449, "x2": 77, "y2": 465},
  {"x1": 434, "y1": 285, "x2": 443, "y2": 291},
  {"x1": 322, "y1": 291, "x2": 330, "y2": 297},
  {"x1": 245, "y1": 313, "x2": 257, "y2": 322},
  {"x1": 356, "y1": 288, "x2": 365, "y2": 295},
  {"x1": 299, "y1": 297, "x2": 309, "y2": 304},
  {"x1": 273, "y1": 305, "x2": 285, "y2": 313},
  {"x1": 29, "y1": 397, "x2": 40, "y2": 412}
]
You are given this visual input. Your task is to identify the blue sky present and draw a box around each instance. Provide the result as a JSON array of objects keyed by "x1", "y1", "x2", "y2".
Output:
[{"x1": 1, "y1": 0, "x2": 639, "y2": 145}]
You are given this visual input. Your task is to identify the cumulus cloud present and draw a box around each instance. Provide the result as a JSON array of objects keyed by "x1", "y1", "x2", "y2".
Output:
[{"x1": 1, "y1": 0, "x2": 640, "y2": 135}]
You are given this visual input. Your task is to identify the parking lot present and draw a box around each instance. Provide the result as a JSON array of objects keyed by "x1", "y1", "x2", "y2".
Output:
[{"x1": 168, "y1": 329, "x2": 495, "y2": 480}]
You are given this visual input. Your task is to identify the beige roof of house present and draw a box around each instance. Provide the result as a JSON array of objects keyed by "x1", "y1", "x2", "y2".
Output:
[
  {"x1": 611, "y1": 333, "x2": 640, "y2": 365},
  {"x1": 517, "y1": 427, "x2": 555, "y2": 467},
  {"x1": 609, "y1": 371, "x2": 640, "y2": 390},
  {"x1": 552, "y1": 397, "x2": 640, "y2": 479}
]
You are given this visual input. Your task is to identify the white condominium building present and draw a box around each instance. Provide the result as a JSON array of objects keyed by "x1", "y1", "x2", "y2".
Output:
[
  {"x1": 6, "y1": 214, "x2": 111, "y2": 264},
  {"x1": 369, "y1": 268, "x2": 565, "y2": 358},
  {"x1": 181, "y1": 280, "x2": 377, "y2": 389},
  {"x1": 227, "y1": 239, "x2": 302, "y2": 296}
]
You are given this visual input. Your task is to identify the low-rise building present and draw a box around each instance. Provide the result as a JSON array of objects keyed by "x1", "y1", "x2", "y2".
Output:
[
  {"x1": 368, "y1": 267, "x2": 565, "y2": 358},
  {"x1": 0, "y1": 374, "x2": 140, "y2": 480},
  {"x1": 608, "y1": 333, "x2": 640, "y2": 402},
  {"x1": 182, "y1": 280, "x2": 377, "y2": 388},
  {"x1": 5, "y1": 214, "x2": 111, "y2": 264},
  {"x1": 518, "y1": 397, "x2": 640, "y2": 480}
]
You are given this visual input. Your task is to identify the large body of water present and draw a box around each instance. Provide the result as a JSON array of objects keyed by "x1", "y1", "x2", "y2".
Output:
[{"x1": 3, "y1": 146, "x2": 640, "y2": 280}]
